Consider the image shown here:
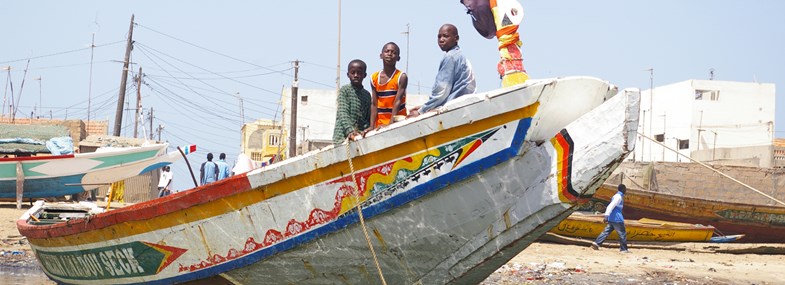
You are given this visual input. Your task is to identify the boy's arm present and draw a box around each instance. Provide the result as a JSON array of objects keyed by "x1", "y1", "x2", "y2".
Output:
[
  {"x1": 420, "y1": 55, "x2": 456, "y2": 113},
  {"x1": 370, "y1": 89, "x2": 378, "y2": 129},
  {"x1": 391, "y1": 73, "x2": 409, "y2": 118}
]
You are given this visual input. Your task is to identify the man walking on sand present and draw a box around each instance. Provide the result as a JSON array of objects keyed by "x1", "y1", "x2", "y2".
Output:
[{"x1": 591, "y1": 184, "x2": 629, "y2": 253}]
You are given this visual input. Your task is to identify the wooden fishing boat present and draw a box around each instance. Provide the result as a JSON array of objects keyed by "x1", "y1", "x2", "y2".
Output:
[
  {"x1": 550, "y1": 212, "x2": 716, "y2": 242},
  {"x1": 17, "y1": 76, "x2": 639, "y2": 284},
  {"x1": 583, "y1": 161, "x2": 785, "y2": 242},
  {"x1": 0, "y1": 143, "x2": 188, "y2": 199}
]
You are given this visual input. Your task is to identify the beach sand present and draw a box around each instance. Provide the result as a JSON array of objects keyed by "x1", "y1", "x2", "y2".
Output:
[{"x1": 1, "y1": 201, "x2": 783, "y2": 284}]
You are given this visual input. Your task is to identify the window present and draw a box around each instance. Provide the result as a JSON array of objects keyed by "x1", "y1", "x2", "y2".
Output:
[
  {"x1": 695, "y1": 89, "x2": 720, "y2": 101},
  {"x1": 301, "y1": 95, "x2": 308, "y2": 105},
  {"x1": 269, "y1": 134, "x2": 280, "y2": 146},
  {"x1": 251, "y1": 152, "x2": 263, "y2": 161},
  {"x1": 678, "y1": 139, "x2": 689, "y2": 150},
  {"x1": 655, "y1": 134, "x2": 665, "y2": 142}
]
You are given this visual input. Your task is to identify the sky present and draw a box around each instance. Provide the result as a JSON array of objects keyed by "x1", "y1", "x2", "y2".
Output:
[{"x1": 1, "y1": 1, "x2": 783, "y2": 191}]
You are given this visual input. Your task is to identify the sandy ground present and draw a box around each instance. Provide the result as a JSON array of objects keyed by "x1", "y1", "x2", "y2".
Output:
[{"x1": 1, "y1": 201, "x2": 783, "y2": 284}]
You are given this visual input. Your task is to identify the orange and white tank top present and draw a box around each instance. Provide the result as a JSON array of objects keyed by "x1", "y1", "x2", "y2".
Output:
[{"x1": 371, "y1": 69, "x2": 406, "y2": 126}]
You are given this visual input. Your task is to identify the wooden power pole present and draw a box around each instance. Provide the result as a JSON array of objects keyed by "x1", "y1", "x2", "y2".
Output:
[
  {"x1": 289, "y1": 60, "x2": 299, "y2": 158},
  {"x1": 113, "y1": 14, "x2": 134, "y2": 137},
  {"x1": 134, "y1": 67, "x2": 142, "y2": 138}
]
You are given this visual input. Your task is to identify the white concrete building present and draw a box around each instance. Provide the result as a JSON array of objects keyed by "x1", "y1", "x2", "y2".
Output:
[
  {"x1": 634, "y1": 79, "x2": 777, "y2": 168},
  {"x1": 280, "y1": 87, "x2": 429, "y2": 154}
]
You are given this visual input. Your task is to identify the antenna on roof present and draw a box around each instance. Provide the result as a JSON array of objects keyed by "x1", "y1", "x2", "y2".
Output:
[{"x1": 709, "y1": 68, "x2": 715, "y2": 80}]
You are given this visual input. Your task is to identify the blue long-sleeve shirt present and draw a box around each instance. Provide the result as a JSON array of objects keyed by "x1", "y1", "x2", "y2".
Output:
[
  {"x1": 419, "y1": 45, "x2": 476, "y2": 113},
  {"x1": 604, "y1": 192, "x2": 625, "y2": 223}
]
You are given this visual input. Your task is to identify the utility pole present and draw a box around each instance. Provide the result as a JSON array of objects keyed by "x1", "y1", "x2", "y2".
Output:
[
  {"x1": 88, "y1": 33, "x2": 95, "y2": 130},
  {"x1": 134, "y1": 67, "x2": 142, "y2": 138},
  {"x1": 35, "y1": 76, "x2": 41, "y2": 119},
  {"x1": 12, "y1": 60, "x2": 30, "y2": 123},
  {"x1": 113, "y1": 14, "x2": 134, "y2": 137},
  {"x1": 402, "y1": 23, "x2": 410, "y2": 73},
  {"x1": 289, "y1": 60, "x2": 299, "y2": 158},
  {"x1": 149, "y1": 106, "x2": 154, "y2": 140},
  {"x1": 645, "y1": 68, "x2": 654, "y2": 162},
  {"x1": 236, "y1": 92, "x2": 245, "y2": 124},
  {"x1": 157, "y1": 124, "x2": 164, "y2": 141},
  {"x1": 2, "y1": 66, "x2": 9, "y2": 117},
  {"x1": 336, "y1": 0, "x2": 341, "y2": 93}
]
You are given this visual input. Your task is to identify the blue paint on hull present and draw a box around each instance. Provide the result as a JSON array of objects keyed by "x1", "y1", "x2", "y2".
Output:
[{"x1": 0, "y1": 174, "x2": 87, "y2": 199}]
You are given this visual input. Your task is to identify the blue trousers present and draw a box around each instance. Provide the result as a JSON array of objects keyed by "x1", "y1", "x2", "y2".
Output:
[{"x1": 594, "y1": 221, "x2": 628, "y2": 251}]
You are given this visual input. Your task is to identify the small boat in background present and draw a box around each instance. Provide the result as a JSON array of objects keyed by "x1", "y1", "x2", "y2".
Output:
[
  {"x1": 550, "y1": 212, "x2": 717, "y2": 242},
  {"x1": 0, "y1": 143, "x2": 191, "y2": 199},
  {"x1": 584, "y1": 162, "x2": 785, "y2": 243}
]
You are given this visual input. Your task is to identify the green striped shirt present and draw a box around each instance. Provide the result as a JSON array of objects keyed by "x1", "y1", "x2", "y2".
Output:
[{"x1": 333, "y1": 84, "x2": 371, "y2": 144}]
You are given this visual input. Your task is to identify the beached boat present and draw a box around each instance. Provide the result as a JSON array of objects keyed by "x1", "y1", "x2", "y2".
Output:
[
  {"x1": 17, "y1": 76, "x2": 639, "y2": 284},
  {"x1": 0, "y1": 143, "x2": 188, "y2": 199},
  {"x1": 550, "y1": 212, "x2": 716, "y2": 242},
  {"x1": 584, "y1": 161, "x2": 785, "y2": 243}
]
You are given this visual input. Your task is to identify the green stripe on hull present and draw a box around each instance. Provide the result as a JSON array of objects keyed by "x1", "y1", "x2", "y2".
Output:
[{"x1": 0, "y1": 161, "x2": 46, "y2": 178}]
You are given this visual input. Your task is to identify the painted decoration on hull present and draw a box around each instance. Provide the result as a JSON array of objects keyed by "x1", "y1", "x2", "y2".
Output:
[
  {"x1": 36, "y1": 241, "x2": 186, "y2": 280},
  {"x1": 177, "y1": 122, "x2": 524, "y2": 274},
  {"x1": 550, "y1": 129, "x2": 585, "y2": 203}
]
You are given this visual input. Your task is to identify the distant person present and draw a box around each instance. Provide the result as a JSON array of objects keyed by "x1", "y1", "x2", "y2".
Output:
[
  {"x1": 200, "y1": 153, "x2": 219, "y2": 185},
  {"x1": 409, "y1": 23, "x2": 476, "y2": 117},
  {"x1": 332, "y1": 59, "x2": 372, "y2": 144},
  {"x1": 157, "y1": 166, "x2": 173, "y2": 197},
  {"x1": 216, "y1": 153, "x2": 231, "y2": 180},
  {"x1": 370, "y1": 42, "x2": 408, "y2": 127},
  {"x1": 591, "y1": 184, "x2": 629, "y2": 253}
]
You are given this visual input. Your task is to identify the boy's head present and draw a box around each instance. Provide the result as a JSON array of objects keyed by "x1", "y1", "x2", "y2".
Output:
[
  {"x1": 437, "y1": 24, "x2": 459, "y2": 52},
  {"x1": 379, "y1": 42, "x2": 401, "y2": 65},
  {"x1": 219, "y1": 153, "x2": 226, "y2": 160},
  {"x1": 346, "y1": 59, "x2": 367, "y2": 87},
  {"x1": 207, "y1": 153, "x2": 213, "y2": 161},
  {"x1": 617, "y1": 184, "x2": 627, "y2": 194}
]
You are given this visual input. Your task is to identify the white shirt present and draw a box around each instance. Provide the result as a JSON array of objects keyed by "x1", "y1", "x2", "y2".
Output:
[{"x1": 158, "y1": 170, "x2": 173, "y2": 188}]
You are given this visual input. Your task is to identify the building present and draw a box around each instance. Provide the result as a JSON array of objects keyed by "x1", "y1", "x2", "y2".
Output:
[
  {"x1": 634, "y1": 79, "x2": 780, "y2": 168},
  {"x1": 240, "y1": 119, "x2": 287, "y2": 165}
]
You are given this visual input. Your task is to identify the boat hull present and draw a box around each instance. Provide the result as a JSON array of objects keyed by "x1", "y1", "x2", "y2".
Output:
[
  {"x1": 0, "y1": 144, "x2": 178, "y2": 198},
  {"x1": 587, "y1": 183, "x2": 785, "y2": 243},
  {"x1": 17, "y1": 77, "x2": 639, "y2": 284},
  {"x1": 550, "y1": 213, "x2": 715, "y2": 242}
]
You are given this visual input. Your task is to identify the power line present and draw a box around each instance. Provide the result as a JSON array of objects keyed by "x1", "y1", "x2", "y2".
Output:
[{"x1": 0, "y1": 40, "x2": 125, "y2": 65}]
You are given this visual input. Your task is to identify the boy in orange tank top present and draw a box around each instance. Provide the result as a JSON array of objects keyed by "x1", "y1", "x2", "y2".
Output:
[{"x1": 370, "y1": 42, "x2": 409, "y2": 128}]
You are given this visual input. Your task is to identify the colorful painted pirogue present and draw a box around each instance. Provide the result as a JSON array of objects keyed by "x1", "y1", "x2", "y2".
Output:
[
  {"x1": 550, "y1": 212, "x2": 716, "y2": 242},
  {"x1": 0, "y1": 143, "x2": 190, "y2": 199},
  {"x1": 585, "y1": 162, "x2": 785, "y2": 242},
  {"x1": 18, "y1": 76, "x2": 639, "y2": 284}
]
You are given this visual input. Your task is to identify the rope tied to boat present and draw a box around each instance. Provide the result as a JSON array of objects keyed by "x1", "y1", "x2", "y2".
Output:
[{"x1": 344, "y1": 140, "x2": 388, "y2": 285}]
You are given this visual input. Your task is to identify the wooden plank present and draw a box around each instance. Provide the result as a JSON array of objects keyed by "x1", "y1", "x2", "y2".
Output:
[{"x1": 16, "y1": 161, "x2": 24, "y2": 209}]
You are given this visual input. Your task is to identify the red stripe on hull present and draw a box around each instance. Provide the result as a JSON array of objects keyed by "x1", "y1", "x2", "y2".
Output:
[{"x1": 17, "y1": 174, "x2": 252, "y2": 239}]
